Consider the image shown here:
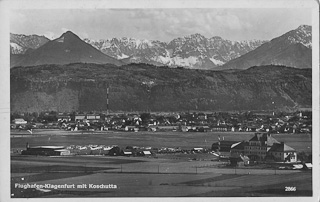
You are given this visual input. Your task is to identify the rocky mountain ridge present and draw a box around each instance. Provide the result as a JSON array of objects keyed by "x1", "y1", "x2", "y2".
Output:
[
  {"x1": 10, "y1": 33, "x2": 50, "y2": 54},
  {"x1": 84, "y1": 34, "x2": 267, "y2": 69}
]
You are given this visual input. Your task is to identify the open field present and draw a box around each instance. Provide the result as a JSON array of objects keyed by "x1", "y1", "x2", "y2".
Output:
[
  {"x1": 10, "y1": 129, "x2": 313, "y2": 197},
  {"x1": 10, "y1": 129, "x2": 312, "y2": 153},
  {"x1": 11, "y1": 155, "x2": 312, "y2": 197}
]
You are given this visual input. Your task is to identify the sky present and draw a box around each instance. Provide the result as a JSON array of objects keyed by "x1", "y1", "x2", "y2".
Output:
[{"x1": 10, "y1": 8, "x2": 312, "y2": 42}]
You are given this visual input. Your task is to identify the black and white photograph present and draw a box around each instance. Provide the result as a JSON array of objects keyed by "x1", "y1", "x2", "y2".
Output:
[{"x1": 0, "y1": 0, "x2": 319, "y2": 201}]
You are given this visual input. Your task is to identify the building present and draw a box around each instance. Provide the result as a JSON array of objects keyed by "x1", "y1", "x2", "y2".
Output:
[
  {"x1": 230, "y1": 141, "x2": 247, "y2": 157},
  {"x1": 211, "y1": 141, "x2": 240, "y2": 153},
  {"x1": 57, "y1": 114, "x2": 71, "y2": 122},
  {"x1": 229, "y1": 141, "x2": 250, "y2": 166},
  {"x1": 13, "y1": 118, "x2": 27, "y2": 125},
  {"x1": 267, "y1": 142, "x2": 297, "y2": 162},
  {"x1": 142, "y1": 151, "x2": 152, "y2": 156},
  {"x1": 229, "y1": 132, "x2": 298, "y2": 163},
  {"x1": 211, "y1": 126, "x2": 228, "y2": 132},
  {"x1": 75, "y1": 115, "x2": 86, "y2": 122},
  {"x1": 125, "y1": 126, "x2": 139, "y2": 132},
  {"x1": 123, "y1": 150, "x2": 133, "y2": 156},
  {"x1": 21, "y1": 146, "x2": 70, "y2": 156},
  {"x1": 192, "y1": 148, "x2": 204, "y2": 153},
  {"x1": 86, "y1": 114, "x2": 101, "y2": 122},
  {"x1": 244, "y1": 133, "x2": 279, "y2": 161}
]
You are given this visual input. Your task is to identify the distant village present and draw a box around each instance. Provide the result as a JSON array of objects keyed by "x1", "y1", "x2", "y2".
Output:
[{"x1": 11, "y1": 110, "x2": 312, "y2": 134}]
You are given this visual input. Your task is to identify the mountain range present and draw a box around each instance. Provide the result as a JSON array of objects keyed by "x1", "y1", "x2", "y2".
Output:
[
  {"x1": 84, "y1": 34, "x2": 267, "y2": 69},
  {"x1": 10, "y1": 25, "x2": 312, "y2": 70}
]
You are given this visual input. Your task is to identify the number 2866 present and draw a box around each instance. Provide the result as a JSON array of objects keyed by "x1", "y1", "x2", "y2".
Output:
[{"x1": 285, "y1": 187, "x2": 296, "y2": 191}]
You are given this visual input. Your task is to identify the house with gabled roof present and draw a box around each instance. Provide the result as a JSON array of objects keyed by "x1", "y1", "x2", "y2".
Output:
[
  {"x1": 236, "y1": 132, "x2": 298, "y2": 162},
  {"x1": 267, "y1": 142, "x2": 297, "y2": 162},
  {"x1": 215, "y1": 132, "x2": 298, "y2": 164}
]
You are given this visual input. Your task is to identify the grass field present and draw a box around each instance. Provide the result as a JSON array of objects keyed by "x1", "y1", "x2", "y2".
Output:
[
  {"x1": 10, "y1": 129, "x2": 313, "y2": 197},
  {"x1": 10, "y1": 129, "x2": 312, "y2": 153},
  {"x1": 11, "y1": 154, "x2": 312, "y2": 197}
]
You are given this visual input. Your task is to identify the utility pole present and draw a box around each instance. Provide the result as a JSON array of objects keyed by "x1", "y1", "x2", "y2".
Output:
[
  {"x1": 106, "y1": 87, "x2": 109, "y2": 115},
  {"x1": 218, "y1": 135, "x2": 221, "y2": 156}
]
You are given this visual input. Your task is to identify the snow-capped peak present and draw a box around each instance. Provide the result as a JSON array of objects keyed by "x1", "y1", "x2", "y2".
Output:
[{"x1": 283, "y1": 25, "x2": 312, "y2": 48}]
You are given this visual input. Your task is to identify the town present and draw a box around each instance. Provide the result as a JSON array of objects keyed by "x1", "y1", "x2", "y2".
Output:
[
  {"x1": 11, "y1": 110, "x2": 312, "y2": 166},
  {"x1": 11, "y1": 110, "x2": 312, "y2": 134}
]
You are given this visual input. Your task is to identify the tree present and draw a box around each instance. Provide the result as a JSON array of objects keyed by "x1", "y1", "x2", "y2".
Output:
[
  {"x1": 297, "y1": 151, "x2": 308, "y2": 163},
  {"x1": 140, "y1": 113, "x2": 151, "y2": 125},
  {"x1": 108, "y1": 146, "x2": 122, "y2": 156}
]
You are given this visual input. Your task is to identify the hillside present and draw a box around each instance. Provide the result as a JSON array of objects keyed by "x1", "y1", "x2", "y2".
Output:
[
  {"x1": 221, "y1": 25, "x2": 312, "y2": 70},
  {"x1": 10, "y1": 63, "x2": 312, "y2": 113},
  {"x1": 10, "y1": 31, "x2": 123, "y2": 68}
]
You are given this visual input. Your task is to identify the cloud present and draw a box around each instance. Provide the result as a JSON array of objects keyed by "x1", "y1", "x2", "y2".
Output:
[
  {"x1": 43, "y1": 31, "x2": 56, "y2": 40},
  {"x1": 61, "y1": 27, "x2": 89, "y2": 39},
  {"x1": 79, "y1": 32, "x2": 89, "y2": 39},
  {"x1": 215, "y1": 13, "x2": 250, "y2": 30},
  {"x1": 10, "y1": 8, "x2": 312, "y2": 42},
  {"x1": 10, "y1": 10, "x2": 27, "y2": 24},
  {"x1": 129, "y1": 9, "x2": 210, "y2": 40}
]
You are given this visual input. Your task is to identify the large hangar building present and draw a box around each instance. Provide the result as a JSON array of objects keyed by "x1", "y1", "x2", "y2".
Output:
[{"x1": 21, "y1": 146, "x2": 71, "y2": 156}]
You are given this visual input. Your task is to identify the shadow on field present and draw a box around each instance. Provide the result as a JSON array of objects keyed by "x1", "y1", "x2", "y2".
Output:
[
  {"x1": 11, "y1": 187, "x2": 114, "y2": 198},
  {"x1": 11, "y1": 165, "x2": 115, "y2": 173},
  {"x1": 178, "y1": 174, "x2": 241, "y2": 186},
  {"x1": 186, "y1": 172, "x2": 312, "y2": 197},
  {"x1": 11, "y1": 172, "x2": 94, "y2": 184},
  {"x1": 11, "y1": 155, "x2": 146, "y2": 165},
  {"x1": 11, "y1": 172, "x2": 102, "y2": 198}
]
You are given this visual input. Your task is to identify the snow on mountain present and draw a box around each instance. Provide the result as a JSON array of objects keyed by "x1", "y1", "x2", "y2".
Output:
[
  {"x1": 209, "y1": 57, "x2": 225, "y2": 66},
  {"x1": 11, "y1": 25, "x2": 311, "y2": 70},
  {"x1": 10, "y1": 33, "x2": 50, "y2": 54},
  {"x1": 172, "y1": 56, "x2": 199, "y2": 67},
  {"x1": 85, "y1": 34, "x2": 267, "y2": 69},
  {"x1": 285, "y1": 25, "x2": 312, "y2": 48},
  {"x1": 117, "y1": 53, "x2": 130, "y2": 59},
  {"x1": 220, "y1": 25, "x2": 312, "y2": 70},
  {"x1": 10, "y1": 42, "x2": 23, "y2": 54}
]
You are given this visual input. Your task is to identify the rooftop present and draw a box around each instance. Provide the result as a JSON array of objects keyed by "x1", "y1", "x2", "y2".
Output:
[
  {"x1": 249, "y1": 133, "x2": 279, "y2": 146},
  {"x1": 268, "y1": 143, "x2": 296, "y2": 152}
]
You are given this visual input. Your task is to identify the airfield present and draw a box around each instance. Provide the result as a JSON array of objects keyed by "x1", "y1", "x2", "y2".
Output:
[{"x1": 10, "y1": 129, "x2": 313, "y2": 197}]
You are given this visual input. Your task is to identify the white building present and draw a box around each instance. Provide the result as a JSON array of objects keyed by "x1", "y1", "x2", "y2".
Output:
[{"x1": 14, "y1": 118, "x2": 27, "y2": 125}]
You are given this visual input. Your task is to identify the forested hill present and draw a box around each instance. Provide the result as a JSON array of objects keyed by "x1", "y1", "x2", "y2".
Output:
[{"x1": 10, "y1": 63, "x2": 312, "y2": 113}]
